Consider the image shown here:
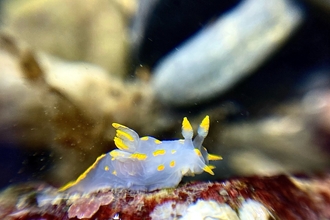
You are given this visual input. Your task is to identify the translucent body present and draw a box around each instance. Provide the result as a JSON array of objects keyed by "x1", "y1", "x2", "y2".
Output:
[{"x1": 60, "y1": 116, "x2": 221, "y2": 193}]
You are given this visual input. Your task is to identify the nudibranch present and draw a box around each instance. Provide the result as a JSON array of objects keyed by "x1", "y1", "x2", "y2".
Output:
[{"x1": 59, "y1": 115, "x2": 222, "y2": 193}]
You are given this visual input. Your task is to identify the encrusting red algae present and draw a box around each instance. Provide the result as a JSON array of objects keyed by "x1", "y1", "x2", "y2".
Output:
[{"x1": 1, "y1": 174, "x2": 330, "y2": 219}]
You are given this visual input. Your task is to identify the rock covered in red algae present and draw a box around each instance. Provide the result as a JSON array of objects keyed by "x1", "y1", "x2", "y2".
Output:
[
  {"x1": 67, "y1": 192, "x2": 115, "y2": 219},
  {"x1": 1, "y1": 174, "x2": 330, "y2": 219}
]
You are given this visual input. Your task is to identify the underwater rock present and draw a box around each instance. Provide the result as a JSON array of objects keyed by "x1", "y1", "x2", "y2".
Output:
[
  {"x1": 219, "y1": 104, "x2": 330, "y2": 176},
  {"x1": 239, "y1": 200, "x2": 270, "y2": 220},
  {"x1": 1, "y1": 0, "x2": 136, "y2": 77},
  {"x1": 1, "y1": 174, "x2": 330, "y2": 219},
  {"x1": 152, "y1": 0, "x2": 303, "y2": 106},
  {"x1": 180, "y1": 200, "x2": 240, "y2": 220}
]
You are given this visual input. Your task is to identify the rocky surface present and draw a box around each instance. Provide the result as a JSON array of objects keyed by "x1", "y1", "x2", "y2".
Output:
[{"x1": 1, "y1": 174, "x2": 330, "y2": 219}]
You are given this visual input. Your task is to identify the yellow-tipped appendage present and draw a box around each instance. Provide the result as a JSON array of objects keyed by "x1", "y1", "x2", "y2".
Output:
[
  {"x1": 182, "y1": 117, "x2": 193, "y2": 139},
  {"x1": 116, "y1": 129, "x2": 134, "y2": 141},
  {"x1": 182, "y1": 117, "x2": 193, "y2": 131},
  {"x1": 208, "y1": 153, "x2": 223, "y2": 161},
  {"x1": 200, "y1": 115, "x2": 210, "y2": 133},
  {"x1": 114, "y1": 136, "x2": 129, "y2": 150},
  {"x1": 203, "y1": 165, "x2": 215, "y2": 175},
  {"x1": 112, "y1": 123, "x2": 127, "y2": 129},
  {"x1": 196, "y1": 115, "x2": 210, "y2": 138}
]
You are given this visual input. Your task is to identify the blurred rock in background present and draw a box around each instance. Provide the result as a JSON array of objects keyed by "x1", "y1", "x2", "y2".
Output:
[
  {"x1": 1, "y1": 0, "x2": 136, "y2": 77},
  {"x1": 151, "y1": 0, "x2": 303, "y2": 106}
]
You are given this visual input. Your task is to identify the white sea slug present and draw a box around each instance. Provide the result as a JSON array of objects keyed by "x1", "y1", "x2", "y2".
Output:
[{"x1": 59, "y1": 115, "x2": 222, "y2": 193}]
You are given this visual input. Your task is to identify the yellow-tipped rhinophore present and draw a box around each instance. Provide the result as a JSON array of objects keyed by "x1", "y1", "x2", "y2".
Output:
[
  {"x1": 182, "y1": 117, "x2": 194, "y2": 139},
  {"x1": 182, "y1": 117, "x2": 193, "y2": 131},
  {"x1": 200, "y1": 115, "x2": 210, "y2": 133}
]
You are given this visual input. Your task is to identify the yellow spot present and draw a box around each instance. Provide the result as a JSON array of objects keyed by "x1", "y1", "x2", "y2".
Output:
[
  {"x1": 112, "y1": 170, "x2": 117, "y2": 175},
  {"x1": 104, "y1": 166, "x2": 109, "y2": 171},
  {"x1": 116, "y1": 130, "x2": 134, "y2": 141},
  {"x1": 182, "y1": 117, "x2": 193, "y2": 132},
  {"x1": 208, "y1": 154, "x2": 223, "y2": 161},
  {"x1": 203, "y1": 165, "x2": 214, "y2": 175},
  {"x1": 194, "y1": 149, "x2": 202, "y2": 157},
  {"x1": 114, "y1": 137, "x2": 129, "y2": 150},
  {"x1": 171, "y1": 150, "x2": 177, "y2": 154},
  {"x1": 169, "y1": 160, "x2": 176, "y2": 168},
  {"x1": 130, "y1": 153, "x2": 148, "y2": 160},
  {"x1": 141, "y1": 136, "x2": 149, "y2": 141},
  {"x1": 154, "y1": 139, "x2": 162, "y2": 144},
  {"x1": 59, "y1": 154, "x2": 106, "y2": 191},
  {"x1": 112, "y1": 123, "x2": 127, "y2": 129},
  {"x1": 200, "y1": 115, "x2": 210, "y2": 133},
  {"x1": 157, "y1": 164, "x2": 165, "y2": 171},
  {"x1": 153, "y1": 149, "x2": 166, "y2": 156}
]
